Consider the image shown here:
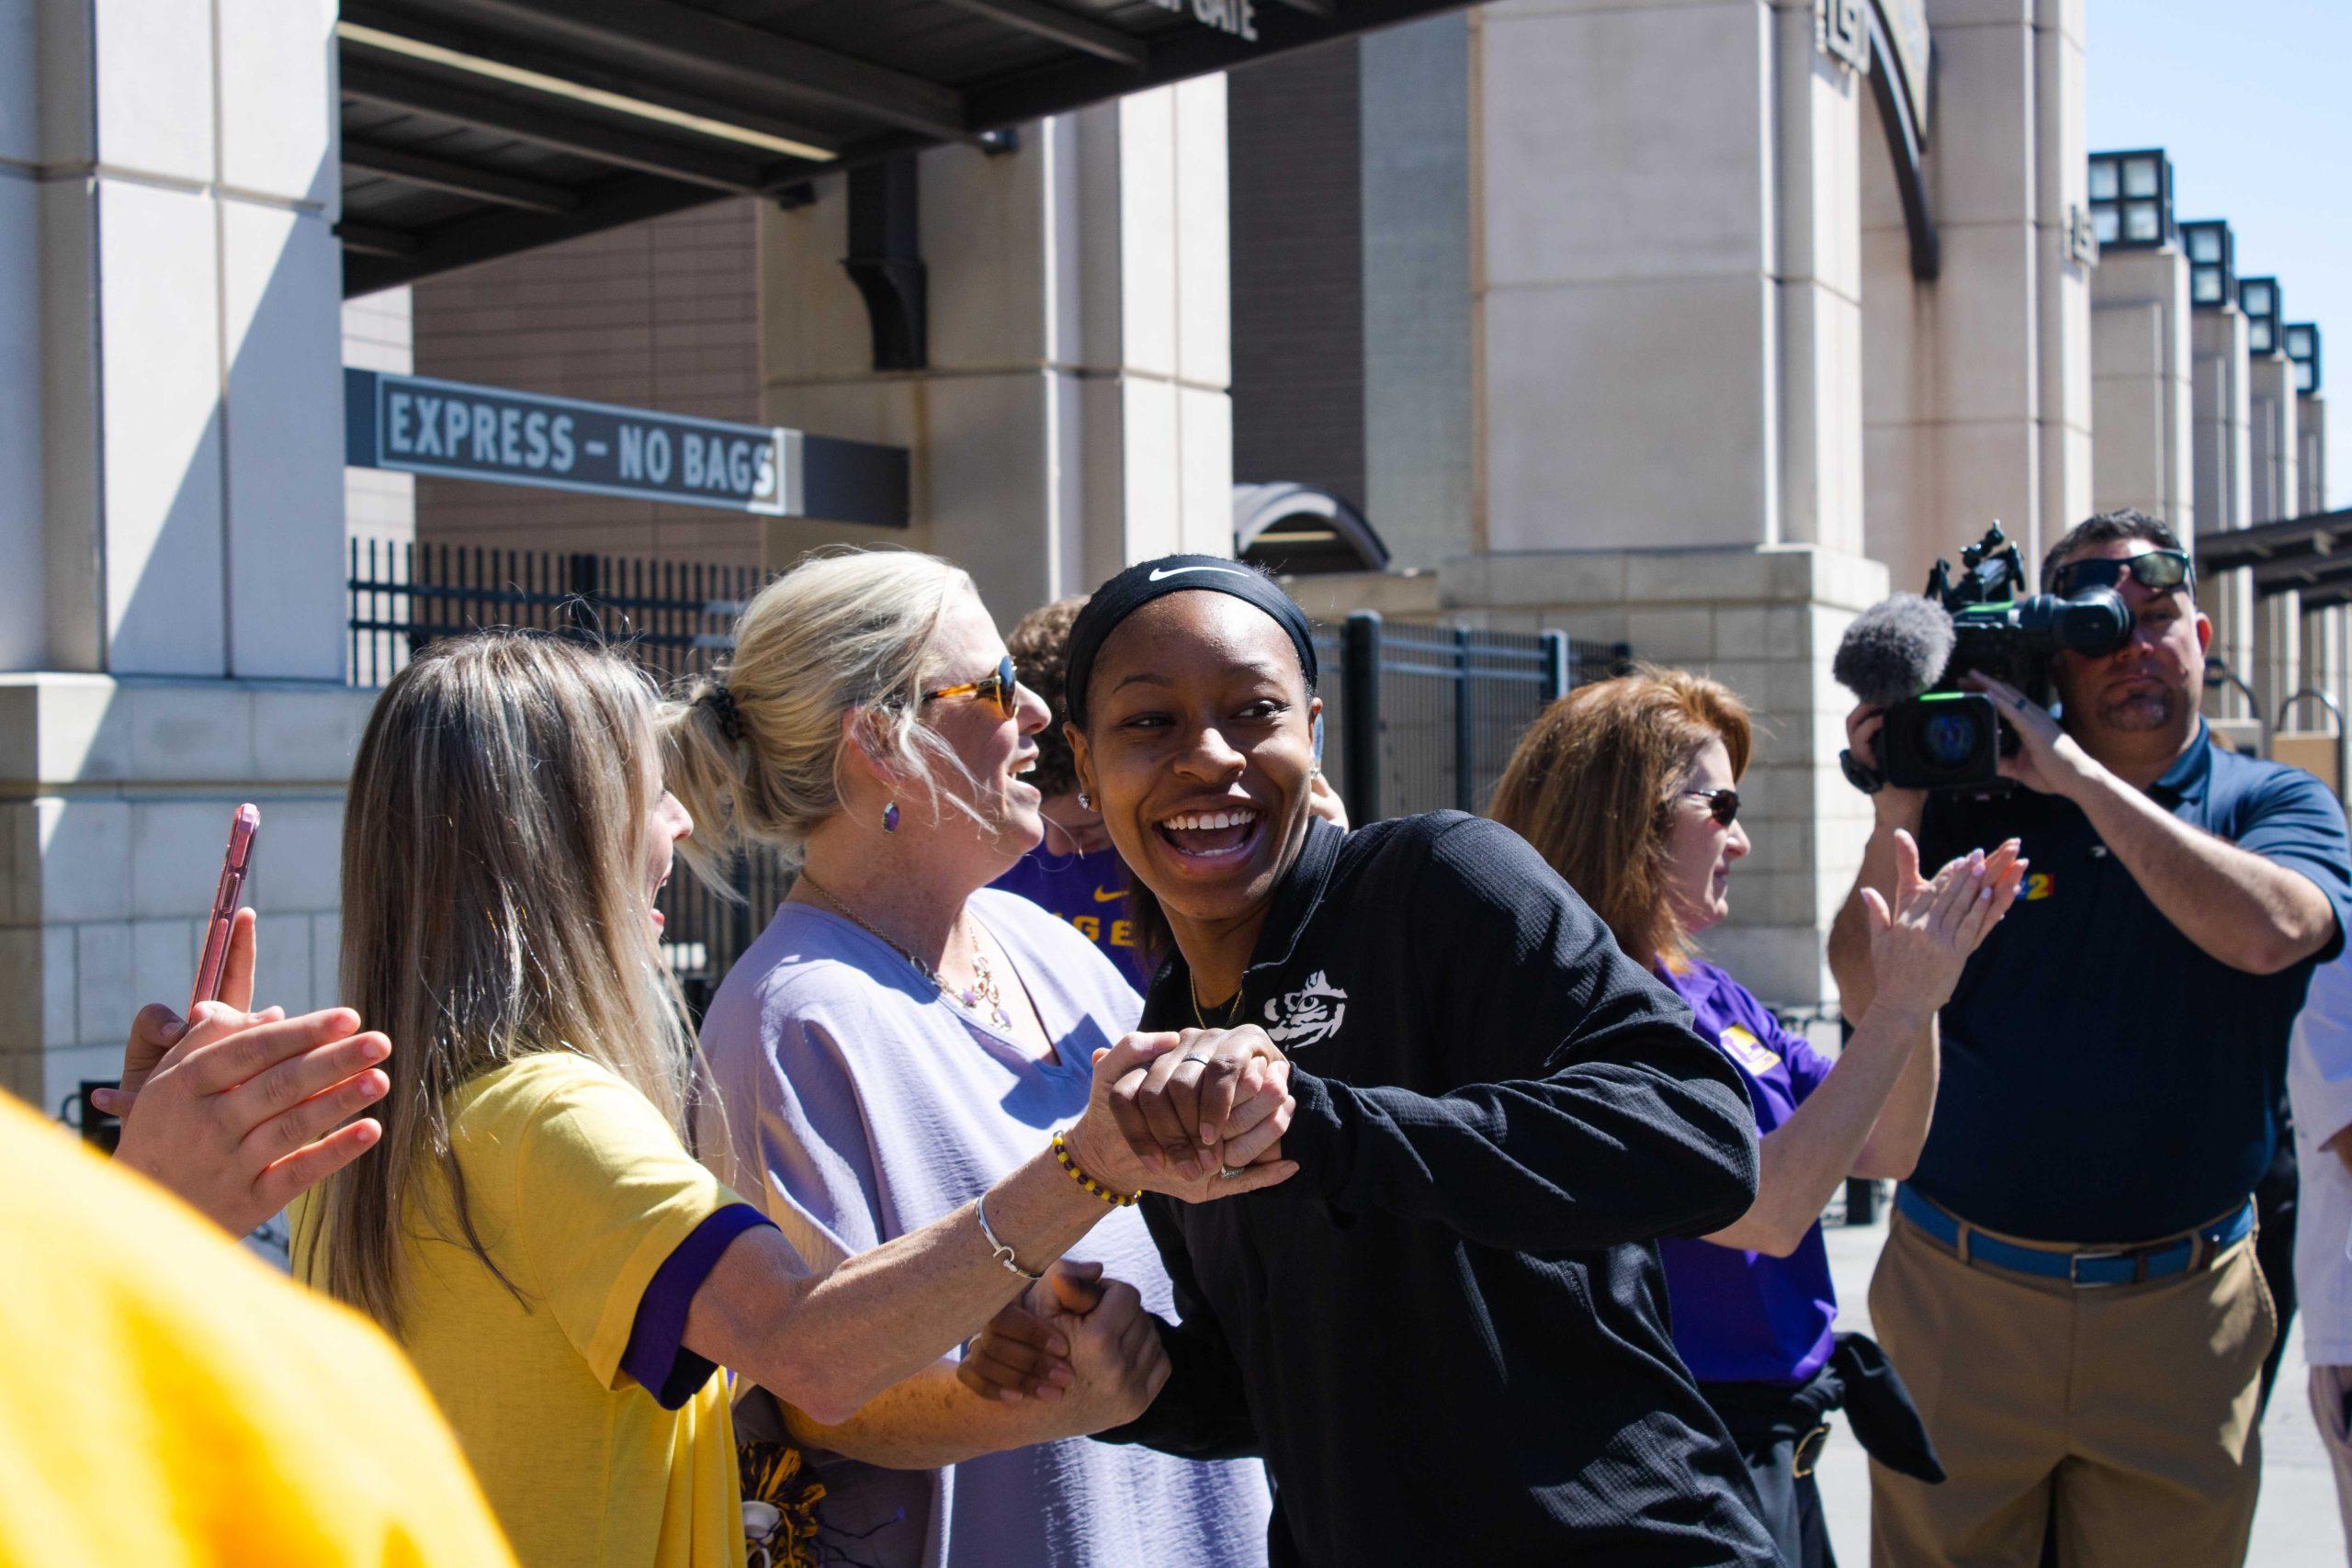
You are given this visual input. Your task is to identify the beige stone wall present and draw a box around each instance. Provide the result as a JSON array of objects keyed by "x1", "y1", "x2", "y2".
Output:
[{"x1": 409, "y1": 199, "x2": 764, "y2": 568}]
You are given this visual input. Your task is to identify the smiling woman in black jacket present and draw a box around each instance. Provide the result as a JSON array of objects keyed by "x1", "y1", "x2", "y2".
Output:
[{"x1": 970, "y1": 557, "x2": 1777, "y2": 1567}]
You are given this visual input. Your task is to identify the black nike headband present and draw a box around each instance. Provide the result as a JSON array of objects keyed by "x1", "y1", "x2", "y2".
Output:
[{"x1": 1062, "y1": 556, "x2": 1318, "y2": 729}]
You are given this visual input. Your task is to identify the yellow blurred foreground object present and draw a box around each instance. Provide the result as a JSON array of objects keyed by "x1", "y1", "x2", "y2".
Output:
[{"x1": 0, "y1": 1091, "x2": 517, "y2": 1567}]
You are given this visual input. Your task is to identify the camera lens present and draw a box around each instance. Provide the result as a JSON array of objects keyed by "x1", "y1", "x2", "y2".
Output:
[{"x1": 1923, "y1": 711, "x2": 1982, "y2": 768}]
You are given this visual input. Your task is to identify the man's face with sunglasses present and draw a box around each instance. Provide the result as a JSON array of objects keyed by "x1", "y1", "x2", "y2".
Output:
[{"x1": 2045, "y1": 537, "x2": 2211, "y2": 739}]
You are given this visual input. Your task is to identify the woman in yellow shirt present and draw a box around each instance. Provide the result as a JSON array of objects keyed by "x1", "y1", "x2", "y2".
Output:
[{"x1": 294, "y1": 630, "x2": 1294, "y2": 1568}]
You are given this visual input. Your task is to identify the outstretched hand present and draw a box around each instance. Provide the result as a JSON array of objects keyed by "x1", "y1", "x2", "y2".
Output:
[
  {"x1": 107, "y1": 1002, "x2": 392, "y2": 1237},
  {"x1": 1858, "y1": 830, "x2": 2027, "y2": 1020}
]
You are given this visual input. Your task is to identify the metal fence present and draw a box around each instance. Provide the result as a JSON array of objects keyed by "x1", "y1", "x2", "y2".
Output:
[
  {"x1": 348, "y1": 551, "x2": 1632, "y2": 1008},
  {"x1": 1314, "y1": 612, "x2": 1631, "y2": 822},
  {"x1": 346, "y1": 541, "x2": 782, "y2": 1010}
]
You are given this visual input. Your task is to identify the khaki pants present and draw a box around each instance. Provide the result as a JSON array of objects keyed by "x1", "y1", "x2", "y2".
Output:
[
  {"x1": 1867, "y1": 1210, "x2": 2274, "y2": 1568},
  {"x1": 2310, "y1": 1365, "x2": 2352, "y2": 1561}
]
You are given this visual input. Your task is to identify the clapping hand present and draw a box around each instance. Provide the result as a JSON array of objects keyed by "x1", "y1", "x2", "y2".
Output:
[
  {"x1": 96, "y1": 909, "x2": 394, "y2": 1236},
  {"x1": 1064, "y1": 1029, "x2": 1299, "y2": 1203},
  {"x1": 1859, "y1": 830, "x2": 2027, "y2": 1021},
  {"x1": 956, "y1": 1260, "x2": 1170, "y2": 1427}
]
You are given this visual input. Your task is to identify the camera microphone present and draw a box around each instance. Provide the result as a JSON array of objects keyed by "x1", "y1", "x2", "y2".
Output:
[{"x1": 1833, "y1": 594, "x2": 1955, "y2": 710}]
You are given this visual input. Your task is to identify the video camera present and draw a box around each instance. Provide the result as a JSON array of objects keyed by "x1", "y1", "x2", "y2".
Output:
[{"x1": 1835, "y1": 525, "x2": 2134, "y2": 791}]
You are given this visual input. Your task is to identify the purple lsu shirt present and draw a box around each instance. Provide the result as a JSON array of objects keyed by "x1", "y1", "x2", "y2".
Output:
[
  {"x1": 990, "y1": 845, "x2": 1155, "y2": 987},
  {"x1": 1654, "y1": 956, "x2": 1841, "y2": 1386}
]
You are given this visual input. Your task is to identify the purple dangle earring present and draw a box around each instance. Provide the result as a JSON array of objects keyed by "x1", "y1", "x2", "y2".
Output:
[{"x1": 882, "y1": 800, "x2": 900, "y2": 833}]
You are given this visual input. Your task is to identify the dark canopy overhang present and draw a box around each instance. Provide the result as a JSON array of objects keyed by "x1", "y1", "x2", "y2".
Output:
[
  {"x1": 337, "y1": 0, "x2": 1473, "y2": 296},
  {"x1": 2197, "y1": 508, "x2": 2352, "y2": 609}
]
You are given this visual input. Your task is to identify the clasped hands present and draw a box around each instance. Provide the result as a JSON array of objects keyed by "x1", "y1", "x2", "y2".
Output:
[{"x1": 953, "y1": 1023, "x2": 1297, "y2": 1414}]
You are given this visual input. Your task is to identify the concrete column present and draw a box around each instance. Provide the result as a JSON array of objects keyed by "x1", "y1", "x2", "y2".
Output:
[
  {"x1": 1453, "y1": 0, "x2": 1878, "y2": 1012},
  {"x1": 755, "y1": 81, "x2": 1232, "y2": 624},
  {"x1": 1860, "y1": 0, "x2": 2094, "y2": 596},
  {"x1": 2191, "y1": 309, "x2": 2256, "y2": 726},
  {"x1": 1361, "y1": 14, "x2": 1473, "y2": 570},
  {"x1": 2089, "y1": 245, "x2": 2193, "y2": 530},
  {"x1": 3, "y1": 0, "x2": 346, "y2": 680},
  {"x1": 2300, "y1": 392, "x2": 2329, "y2": 517},
  {"x1": 2248, "y1": 355, "x2": 2301, "y2": 727},
  {"x1": 0, "y1": 1, "x2": 368, "y2": 1107}
]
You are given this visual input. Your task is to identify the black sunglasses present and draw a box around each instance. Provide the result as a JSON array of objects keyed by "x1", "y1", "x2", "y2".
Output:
[
  {"x1": 922, "y1": 655, "x2": 1023, "y2": 720},
  {"x1": 1670, "y1": 788, "x2": 1740, "y2": 828},
  {"x1": 2049, "y1": 548, "x2": 2193, "y2": 600}
]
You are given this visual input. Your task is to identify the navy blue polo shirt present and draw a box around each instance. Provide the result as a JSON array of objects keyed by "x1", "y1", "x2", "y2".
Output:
[{"x1": 1913, "y1": 724, "x2": 2352, "y2": 1244}]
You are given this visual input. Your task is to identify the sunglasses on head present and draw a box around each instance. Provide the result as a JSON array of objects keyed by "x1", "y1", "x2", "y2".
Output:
[
  {"x1": 1670, "y1": 788, "x2": 1740, "y2": 828},
  {"x1": 922, "y1": 655, "x2": 1023, "y2": 720},
  {"x1": 2049, "y1": 548, "x2": 2193, "y2": 600}
]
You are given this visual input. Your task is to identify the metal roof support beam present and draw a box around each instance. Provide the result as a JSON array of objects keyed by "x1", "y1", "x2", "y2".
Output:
[
  {"x1": 343, "y1": 139, "x2": 582, "y2": 213},
  {"x1": 336, "y1": 220, "x2": 424, "y2": 257},
  {"x1": 842, "y1": 155, "x2": 927, "y2": 371},
  {"x1": 1264, "y1": 0, "x2": 1336, "y2": 15},
  {"x1": 341, "y1": 60, "x2": 771, "y2": 190},
  {"x1": 417, "y1": 0, "x2": 968, "y2": 141},
  {"x1": 934, "y1": 0, "x2": 1148, "y2": 66}
]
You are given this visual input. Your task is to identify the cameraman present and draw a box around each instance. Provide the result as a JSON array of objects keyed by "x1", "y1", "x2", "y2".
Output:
[{"x1": 1829, "y1": 509, "x2": 2352, "y2": 1567}]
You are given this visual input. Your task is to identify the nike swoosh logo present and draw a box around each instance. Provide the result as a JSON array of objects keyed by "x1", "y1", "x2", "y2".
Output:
[
  {"x1": 1148, "y1": 564, "x2": 1251, "y2": 582},
  {"x1": 1091, "y1": 886, "x2": 1125, "y2": 903}
]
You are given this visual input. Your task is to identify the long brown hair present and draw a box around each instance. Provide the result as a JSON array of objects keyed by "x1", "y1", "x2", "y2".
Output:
[
  {"x1": 297, "y1": 632, "x2": 698, "y2": 1335},
  {"x1": 1488, "y1": 667, "x2": 1752, "y2": 964}
]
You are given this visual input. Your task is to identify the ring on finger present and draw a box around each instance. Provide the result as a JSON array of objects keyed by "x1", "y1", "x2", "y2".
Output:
[
  {"x1": 1182, "y1": 1048, "x2": 1216, "y2": 1066},
  {"x1": 1217, "y1": 1165, "x2": 1248, "y2": 1179}
]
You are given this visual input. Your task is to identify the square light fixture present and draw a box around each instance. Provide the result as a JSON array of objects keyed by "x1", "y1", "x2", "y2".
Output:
[
  {"x1": 2239, "y1": 276, "x2": 2281, "y2": 355},
  {"x1": 2088, "y1": 149, "x2": 2173, "y2": 251},
  {"x1": 2179, "y1": 220, "x2": 2234, "y2": 311},
  {"x1": 2284, "y1": 323, "x2": 2323, "y2": 394}
]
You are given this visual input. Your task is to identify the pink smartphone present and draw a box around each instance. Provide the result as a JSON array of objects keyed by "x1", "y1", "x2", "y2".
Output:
[{"x1": 188, "y1": 804, "x2": 261, "y2": 1015}]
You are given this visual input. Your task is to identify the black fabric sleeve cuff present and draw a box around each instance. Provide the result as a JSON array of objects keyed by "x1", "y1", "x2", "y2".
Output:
[
  {"x1": 1262, "y1": 1068, "x2": 1347, "y2": 1201},
  {"x1": 621, "y1": 1202, "x2": 775, "y2": 1410}
]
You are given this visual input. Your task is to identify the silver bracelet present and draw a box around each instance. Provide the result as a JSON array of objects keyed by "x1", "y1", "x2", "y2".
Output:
[{"x1": 974, "y1": 1191, "x2": 1042, "y2": 1281}]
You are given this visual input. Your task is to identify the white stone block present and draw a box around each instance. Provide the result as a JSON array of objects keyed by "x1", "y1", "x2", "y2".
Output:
[
  {"x1": 130, "y1": 800, "x2": 239, "y2": 922},
  {"x1": 97, "y1": 178, "x2": 225, "y2": 677},
  {"x1": 90, "y1": 0, "x2": 213, "y2": 184},
  {"x1": 1480, "y1": 0, "x2": 1770, "y2": 287},
  {"x1": 0, "y1": 0, "x2": 33, "y2": 164},
  {"x1": 37, "y1": 799, "x2": 131, "y2": 923},
  {"x1": 0, "y1": 172, "x2": 38, "y2": 674},
  {"x1": 253, "y1": 911, "x2": 312, "y2": 1014},
  {"x1": 923, "y1": 138, "x2": 1050, "y2": 372},
  {"x1": 1624, "y1": 609, "x2": 1717, "y2": 662},
  {"x1": 1177, "y1": 385, "x2": 1232, "y2": 559},
  {"x1": 311, "y1": 911, "x2": 342, "y2": 1007},
  {"x1": 250, "y1": 686, "x2": 376, "y2": 784},
  {"x1": 42, "y1": 923, "x2": 76, "y2": 1051},
  {"x1": 130, "y1": 918, "x2": 198, "y2": 1013},
  {"x1": 1173, "y1": 73, "x2": 1230, "y2": 393},
  {"x1": 75, "y1": 921, "x2": 131, "y2": 1048},
  {"x1": 223, "y1": 206, "x2": 347, "y2": 680},
  {"x1": 218, "y1": 0, "x2": 335, "y2": 209},
  {"x1": 246, "y1": 797, "x2": 343, "y2": 915},
  {"x1": 125, "y1": 681, "x2": 253, "y2": 783},
  {"x1": 920, "y1": 370, "x2": 1054, "y2": 617},
  {"x1": 1484, "y1": 276, "x2": 1772, "y2": 553},
  {"x1": 0, "y1": 926, "x2": 38, "y2": 1054},
  {"x1": 1112, "y1": 89, "x2": 1177, "y2": 380},
  {"x1": 1117, "y1": 377, "x2": 1182, "y2": 562},
  {"x1": 756, "y1": 196, "x2": 873, "y2": 382}
]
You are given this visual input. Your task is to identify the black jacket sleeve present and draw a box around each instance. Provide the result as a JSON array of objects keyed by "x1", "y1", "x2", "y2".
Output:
[
  {"x1": 1090, "y1": 1197, "x2": 1261, "y2": 1461},
  {"x1": 1268, "y1": 817, "x2": 1760, "y2": 1251}
]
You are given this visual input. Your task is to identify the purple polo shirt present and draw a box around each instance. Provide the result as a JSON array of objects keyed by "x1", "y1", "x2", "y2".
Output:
[
  {"x1": 1654, "y1": 956, "x2": 1840, "y2": 1386},
  {"x1": 990, "y1": 845, "x2": 1154, "y2": 987}
]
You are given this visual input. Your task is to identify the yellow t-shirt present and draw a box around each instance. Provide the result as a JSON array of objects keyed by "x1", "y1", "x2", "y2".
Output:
[
  {"x1": 298, "y1": 1053, "x2": 748, "y2": 1568},
  {"x1": 0, "y1": 1090, "x2": 515, "y2": 1568}
]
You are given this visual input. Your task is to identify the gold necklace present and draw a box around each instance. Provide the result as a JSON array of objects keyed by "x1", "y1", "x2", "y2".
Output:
[
  {"x1": 798, "y1": 874, "x2": 1014, "y2": 1032},
  {"x1": 1190, "y1": 976, "x2": 1244, "y2": 1031}
]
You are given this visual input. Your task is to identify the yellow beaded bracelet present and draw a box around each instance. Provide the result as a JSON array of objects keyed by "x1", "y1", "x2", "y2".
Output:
[{"x1": 1053, "y1": 1132, "x2": 1140, "y2": 1207}]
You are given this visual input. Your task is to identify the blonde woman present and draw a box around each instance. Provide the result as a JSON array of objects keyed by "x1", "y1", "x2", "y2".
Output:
[
  {"x1": 293, "y1": 631, "x2": 1291, "y2": 1568},
  {"x1": 668, "y1": 550, "x2": 1279, "y2": 1568}
]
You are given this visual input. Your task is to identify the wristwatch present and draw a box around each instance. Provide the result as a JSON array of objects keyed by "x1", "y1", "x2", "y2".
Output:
[{"x1": 1838, "y1": 747, "x2": 1885, "y2": 796}]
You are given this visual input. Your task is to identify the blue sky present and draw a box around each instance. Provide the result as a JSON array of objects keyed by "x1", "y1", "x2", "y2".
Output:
[{"x1": 2086, "y1": 0, "x2": 2349, "y2": 509}]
